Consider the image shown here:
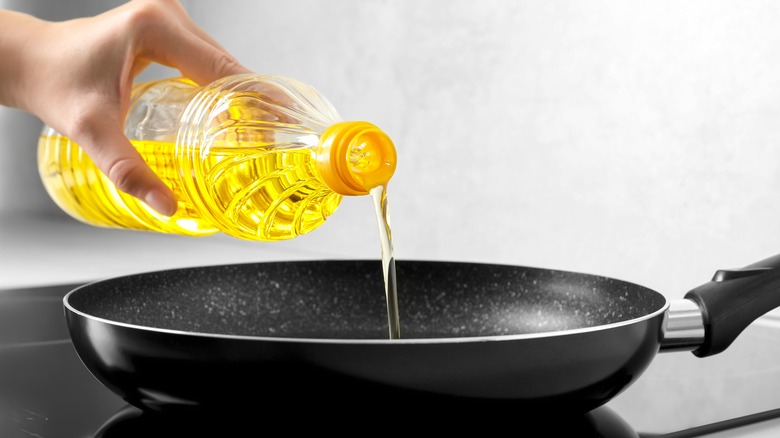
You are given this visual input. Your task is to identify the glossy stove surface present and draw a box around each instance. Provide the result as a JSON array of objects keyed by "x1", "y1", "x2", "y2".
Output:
[
  {"x1": 92, "y1": 404, "x2": 638, "y2": 437},
  {"x1": 1, "y1": 283, "x2": 780, "y2": 438}
]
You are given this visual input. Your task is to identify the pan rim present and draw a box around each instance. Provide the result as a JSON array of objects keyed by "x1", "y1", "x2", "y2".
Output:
[{"x1": 63, "y1": 288, "x2": 670, "y2": 345}]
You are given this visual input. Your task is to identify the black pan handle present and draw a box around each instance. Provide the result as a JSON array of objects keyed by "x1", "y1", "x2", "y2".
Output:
[{"x1": 684, "y1": 253, "x2": 780, "y2": 357}]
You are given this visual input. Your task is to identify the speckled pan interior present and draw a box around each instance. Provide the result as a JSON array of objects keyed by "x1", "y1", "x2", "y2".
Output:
[{"x1": 66, "y1": 260, "x2": 667, "y2": 339}]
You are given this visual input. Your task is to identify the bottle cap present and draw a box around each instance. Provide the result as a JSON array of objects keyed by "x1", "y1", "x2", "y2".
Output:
[{"x1": 316, "y1": 121, "x2": 397, "y2": 195}]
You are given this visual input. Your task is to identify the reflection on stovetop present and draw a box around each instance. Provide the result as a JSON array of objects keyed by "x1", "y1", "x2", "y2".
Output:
[
  {"x1": 2, "y1": 282, "x2": 780, "y2": 438},
  {"x1": 93, "y1": 404, "x2": 638, "y2": 437}
]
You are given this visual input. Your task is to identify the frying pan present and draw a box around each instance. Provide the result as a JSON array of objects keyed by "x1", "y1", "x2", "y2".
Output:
[{"x1": 64, "y1": 255, "x2": 780, "y2": 417}]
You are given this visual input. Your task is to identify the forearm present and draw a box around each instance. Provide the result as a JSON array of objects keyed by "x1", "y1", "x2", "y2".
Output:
[{"x1": 0, "y1": 9, "x2": 49, "y2": 110}]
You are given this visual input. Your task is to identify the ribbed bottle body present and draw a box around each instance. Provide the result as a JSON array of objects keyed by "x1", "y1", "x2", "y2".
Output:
[{"x1": 38, "y1": 74, "x2": 346, "y2": 240}]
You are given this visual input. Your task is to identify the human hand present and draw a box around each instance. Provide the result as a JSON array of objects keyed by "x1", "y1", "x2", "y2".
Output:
[{"x1": 0, "y1": 0, "x2": 250, "y2": 215}]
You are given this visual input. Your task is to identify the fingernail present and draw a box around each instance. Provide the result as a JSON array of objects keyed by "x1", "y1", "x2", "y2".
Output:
[{"x1": 145, "y1": 188, "x2": 177, "y2": 216}]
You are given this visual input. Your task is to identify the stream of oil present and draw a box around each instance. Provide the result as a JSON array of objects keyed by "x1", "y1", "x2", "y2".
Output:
[{"x1": 370, "y1": 185, "x2": 400, "y2": 339}]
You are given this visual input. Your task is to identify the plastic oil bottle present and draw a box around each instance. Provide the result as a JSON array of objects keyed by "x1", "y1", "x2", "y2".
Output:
[{"x1": 37, "y1": 74, "x2": 397, "y2": 241}]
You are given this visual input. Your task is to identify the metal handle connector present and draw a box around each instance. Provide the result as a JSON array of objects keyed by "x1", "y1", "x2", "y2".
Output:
[{"x1": 661, "y1": 299, "x2": 705, "y2": 351}]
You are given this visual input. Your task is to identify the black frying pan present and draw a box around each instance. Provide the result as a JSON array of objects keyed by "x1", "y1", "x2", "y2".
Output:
[{"x1": 64, "y1": 256, "x2": 780, "y2": 417}]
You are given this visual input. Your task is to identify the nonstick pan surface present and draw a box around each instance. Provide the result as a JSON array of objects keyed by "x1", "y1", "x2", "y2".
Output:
[{"x1": 64, "y1": 257, "x2": 780, "y2": 415}]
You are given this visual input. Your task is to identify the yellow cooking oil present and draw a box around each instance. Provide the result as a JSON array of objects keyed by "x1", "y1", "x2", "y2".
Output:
[
  {"x1": 370, "y1": 184, "x2": 399, "y2": 339},
  {"x1": 37, "y1": 75, "x2": 397, "y2": 241},
  {"x1": 37, "y1": 134, "x2": 343, "y2": 241}
]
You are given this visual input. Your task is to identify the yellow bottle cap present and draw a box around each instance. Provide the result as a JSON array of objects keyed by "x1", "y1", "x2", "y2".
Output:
[{"x1": 316, "y1": 121, "x2": 397, "y2": 195}]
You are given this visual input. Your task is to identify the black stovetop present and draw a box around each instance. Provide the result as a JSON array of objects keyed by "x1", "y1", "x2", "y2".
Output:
[{"x1": 2, "y1": 282, "x2": 779, "y2": 438}]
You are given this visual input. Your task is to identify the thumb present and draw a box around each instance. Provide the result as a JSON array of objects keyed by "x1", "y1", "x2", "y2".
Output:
[{"x1": 75, "y1": 118, "x2": 177, "y2": 216}]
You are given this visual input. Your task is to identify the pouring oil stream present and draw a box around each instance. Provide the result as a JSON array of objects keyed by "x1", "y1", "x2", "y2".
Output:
[{"x1": 370, "y1": 185, "x2": 400, "y2": 339}]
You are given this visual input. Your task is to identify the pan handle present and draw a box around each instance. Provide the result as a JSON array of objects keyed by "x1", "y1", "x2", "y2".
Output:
[{"x1": 684, "y1": 253, "x2": 780, "y2": 357}]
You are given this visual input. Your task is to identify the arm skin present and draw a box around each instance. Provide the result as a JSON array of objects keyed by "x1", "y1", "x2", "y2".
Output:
[{"x1": 0, "y1": 0, "x2": 250, "y2": 215}]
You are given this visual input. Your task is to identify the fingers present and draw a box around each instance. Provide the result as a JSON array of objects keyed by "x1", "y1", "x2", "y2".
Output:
[
  {"x1": 72, "y1": 109, "x2": 178, "y2": 216},
  {"x1": 168, "y1": 30, "x2": 251, "y2": 85},
  {"x1": 138, "y1": 15, "x2": 251, "y2": 85},
  {"x1": 148, "y1": 0, "x2": 229, "y2": 51},
  {"x1": 166, "y1": 2, "x2": 253, "y2": 83}
]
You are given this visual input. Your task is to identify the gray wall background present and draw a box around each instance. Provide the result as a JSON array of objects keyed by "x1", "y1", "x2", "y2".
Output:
[{"x1": 3, "y1": 0, "x2": 780, "y2": 297}]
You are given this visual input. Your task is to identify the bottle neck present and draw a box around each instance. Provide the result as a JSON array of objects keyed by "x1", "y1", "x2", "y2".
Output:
[{"x1": 315, "y1": 121, "x2": 397, "y2": 196}]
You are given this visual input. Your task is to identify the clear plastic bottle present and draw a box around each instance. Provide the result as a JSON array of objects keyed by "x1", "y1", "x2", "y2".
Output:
[{"x1": 37, "y1": 74, "x2": 397, "y2": 241}]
